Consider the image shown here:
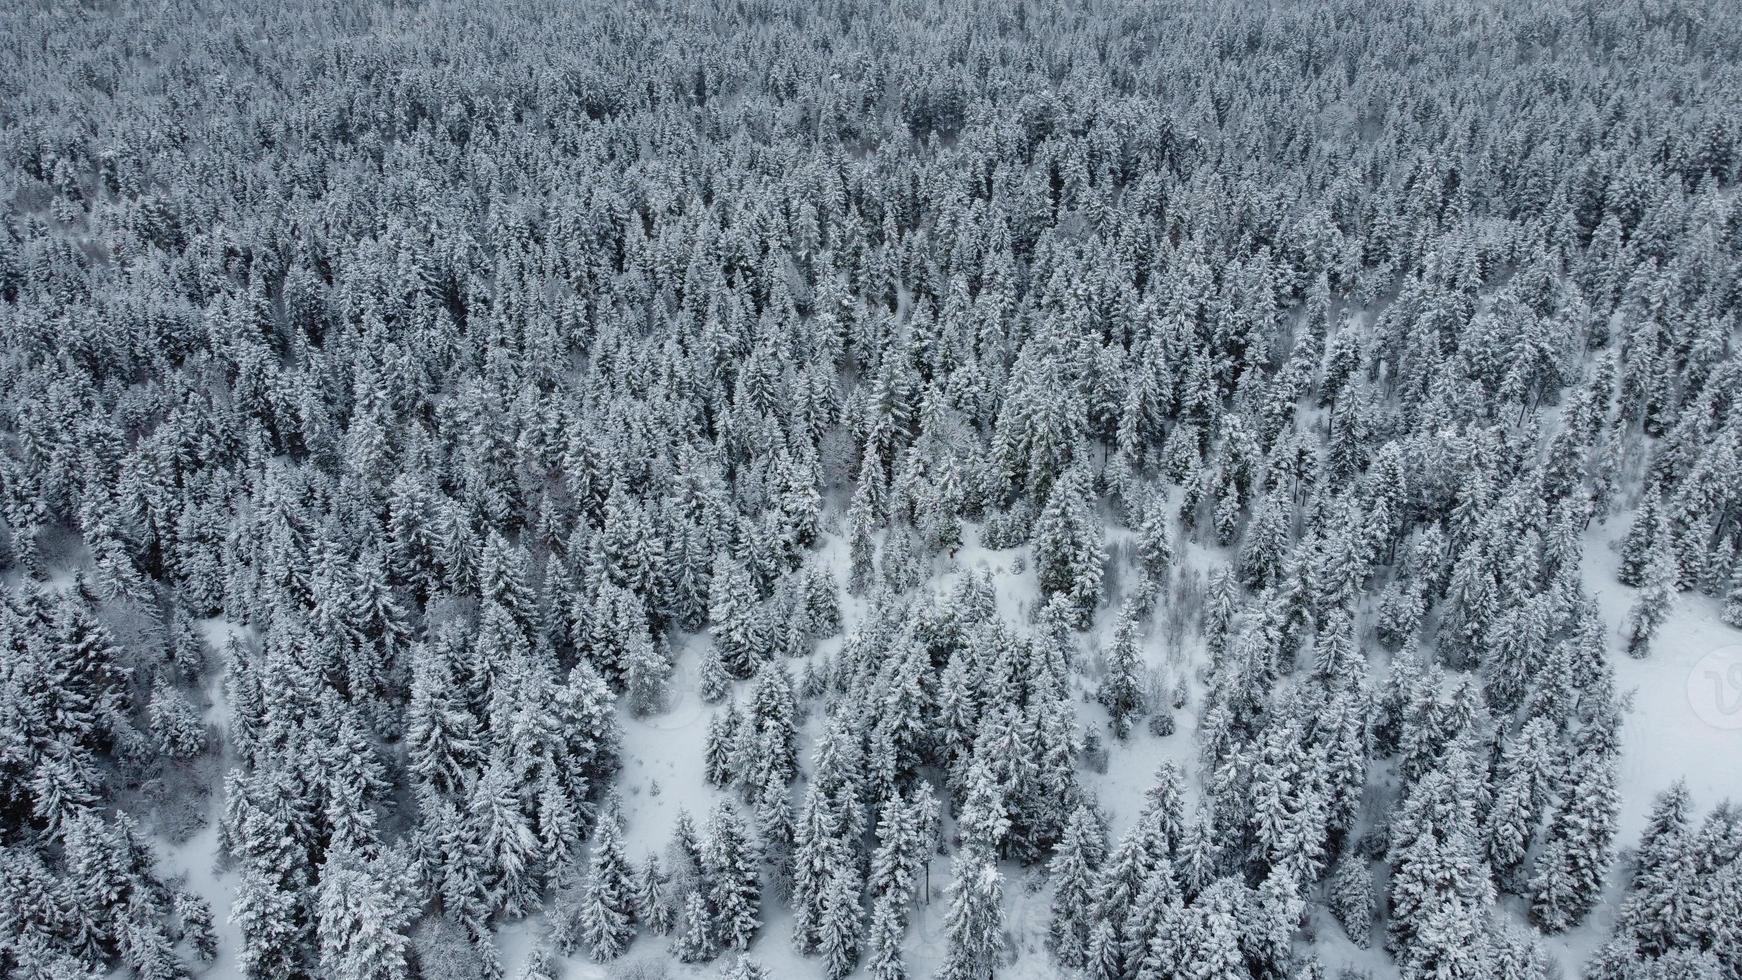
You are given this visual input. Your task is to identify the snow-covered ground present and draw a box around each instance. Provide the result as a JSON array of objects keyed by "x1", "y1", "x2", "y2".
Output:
[
  {"x1": 143, "y1": 512, "x2": 1742, "y2": 980},
  {"x1": 1535, "y1": 518, "x2": 1742, "y2": 974}
]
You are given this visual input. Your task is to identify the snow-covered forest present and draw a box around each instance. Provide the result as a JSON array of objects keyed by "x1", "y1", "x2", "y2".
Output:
[{"x1": 2, "y1": 0, "x2": 1741, "y2": 978}]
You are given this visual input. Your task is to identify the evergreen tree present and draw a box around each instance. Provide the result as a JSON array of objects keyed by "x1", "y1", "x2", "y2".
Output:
[
  {"x1": 405, "y1": 644, "x2": 481, "y2": 798},
  {"x1": 791, "y1": 779, "x2": 854, "y2": 954},
  {"x1": 636, "y1": 853, "x2": 676, "y2": 936},
  {"x1": 672, "y1": 890, "x2": 716, "y2": 964},
  {"x1": 1618, "y1": 488, "x2": 1663, "y2": 587},
  {"x1": 699, "y1": 642, "x2": 733, "y2": 703},
  {"x1": 468, "y1": 755, "x2": 540, "y2": 917},
  {"x1": 710, "y1": 555, "x2": 765, "y2": 678},
  {"x1": 723, "y1": 955, "x2": 774, "y2": 980},
  {"x1": 705, "y1": 702, "x2": 742, "y2": 788},
  {"x1": 1529, "y1": 750, "x2": 1620, "y2": 933},
  {"x1": 1048, "y1": 805, "x2": 1104, "y2": 967},
  {"x1": 867, "y1": 890, "x2": 910, "y2": 980},
  {"x1": 936, "y1": 847, "x2": 1005, "y2": 980},
  {"x1": 1135, "y1": 489, "x2": 1175, "y2": 592},
  {"x1": 848, "y1": 478, "x2": 880, "y2": 597},
  {"x1": 819, "y1": 864, "x2": 864, "y2": 980},
  {"x1": 623, "y1": 630, "x2": 670, "y2": 716},
  {"x1": 148, "y1": 676, "x2": 206, "y2": 759},
  {"x1": 1239, "y1": 490, "x2": 1292, "y2": 591},
  {"x1": 1723, "y1": 563, "x2": 1742, "y2": 629},
  {"x1": 577, "y1": 802, "x2": 637, "y2": 960},
  {"x1": 518, "y1": 946, "x2": 559, "y2": 980},
  {"x1": 1626, "y1": 540, "x2": 1679, "y2": 658},
  {"x1": 1329, "y1": 854, "x2": 1373, "y2": 948},
  {"x1": 315, "y1": 847, "x2": 417, "y2": 980},
  {"x1": 706, "y1": 803, "x2": 762, "y2": 951},
  {"x1": 1387, "y1": 754, "x2": 1496, "y2": 980},
  {"x1": 1099, "y1": 605, "x2": 1146, "y2": 739},
  {"x1": 175, "y1": 890, "x2": 218, "y2": 963},
  {"x1": 1031, "y1": 469, "x2": 1106, "y2": 629}
]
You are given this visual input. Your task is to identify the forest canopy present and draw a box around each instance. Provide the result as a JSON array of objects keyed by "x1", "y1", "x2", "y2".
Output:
[{"x1": 1, "y1": 0, "x2": 1740, "y2": 979}]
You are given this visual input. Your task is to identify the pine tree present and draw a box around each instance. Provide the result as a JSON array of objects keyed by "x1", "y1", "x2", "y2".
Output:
[
  {"x1": 578, "y1": 802, "x2": 637, "y2": 960},
  {"x1": 1031, "y1": 469, "x2": 1106, "y2": 629},
  {"x1": 1329, "y1": 854, "x2": 1373, "y2": 948},
  {"x1": 175, "y1": 890, "x2": 218, "y2": 963},
  {"x1": 1120, "y1": 862, "x2": 1183, "y2": 976},
  {"x1": 791, "y1": 779, "x2": 853, "y2": 954},
  {"x1": 741, "y1": 661, "x2": 800, "y2": 796},
  {"x1": 1085, "y1": 917, "x2": 1121, "y2": 980},
  {"x1": 705, "y1": 702, "x2": 742, "y2": 787},
  {"x1": 1375, "y1": 578, "x2": 1426, "y2": 650},
  {"x1": 1615, "y1": 782, "x2": 1697, "y2": 958},
  {"x1": 937, "y1": 848, "x2": 1005, "y2": 980},
  {"x1": 225, "y1": 771, "x2": 316, "y2": 980},
  {"x1": 636, "y1": 853, "x2": 675, "y2": 935},
  {"x1": 699, "y1": 642, "x2": 732, "y2": 703},
  {"x1": 1239, "y1": 490, "x2": 1292, "y2": 591},
  {"x1": 145, "y1": 678, "x2": 201, "y2": 759},
  {"x1": 722, "y1": 955, "x2": 774, "y2": 980},
  {"x1": 1048, "y1": 805, "x2": 1105, "y2": 967},
  {"x1": 802, "y1": 566, "x2": 843, "y2": 638},
  {"x1": 710, "y1": 554, "x2": 765, "y2": 678},
  {"x1": 1204, "y1": 566, "x2": 1241, "y2": 660},
  {"x1": 1626, "y1": 539, "x2": 1679, "y2": 658},
  {"x1": 1135, "y1": 491, "x2": 1175, "y2": 595},
  {"x1": 1099, "y1": 605, "x2": 1145, "y2": 739},
  {"x1": 315, "y1": 847, "x2": 417, "y2": 980},
  {"x1": 623, "y1": 630, "x2": 670, "y2": 716},
  {"x1": 819, "y1": 865, "x2": 864, "y2": 980},
  {"x1": 425, "y1": 798, "x2": 492, "y2": 937},
  {"x1": 1487, "y1": 718, "x2": 1554, "y2": 877},
  {"x1": 706, "y1": 803, "x2": 762, "y2": 951},
  {"x1": 1617, "y1": 488, "x2": 1662, "y2": 586},
  {"x1": 1528, "y1": 750, "x2": 1619, "y2": 933},
  {"x1": 1387, "y1": 753, "x2": 1495, "y2": 980},
  {"x1": 533, "y1": 767, "x2": 582, "y2": 888},
  {"x1": 867, "y1": 890, "x2": 909, "y2": 980},
  {"x1": 870, "y1": 790, "x2": 924, "y2": 910},
  {"x1": 468, "y1": 755, "x2": 540, "y2": 917},
  {"x1": 672, "y1": 890, "x2": 716, "y2": 963},
  {"x1": 518, "y1": 946, "x2": 559, "y2": 980},
  {"x1": 848, "y1": 477, "x2": 879, "y2": 596},
  {"x1": 1723, "y1": 562, "x2": 1742, "y2": 629}
]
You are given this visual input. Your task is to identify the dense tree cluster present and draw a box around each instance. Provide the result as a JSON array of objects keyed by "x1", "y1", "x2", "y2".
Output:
[{"x1": 2, "y1": 0, "x2": 1741, "y2": 977}]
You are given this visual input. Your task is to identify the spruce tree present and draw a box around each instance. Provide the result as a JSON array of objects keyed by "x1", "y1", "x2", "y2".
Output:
[
  {"x1": 635, "y1": 853, "x2": 675, "y2": 936},
  {"x1": 705, "y1": 702, "x2": 742, "y2": 787},
  {"x1": 1528, "y1": 750, "x2": 1620, "y2": 933},
  {"x1": 1329, "y1": 854, "x2": 1373, "y2": 948},
  {"x1": 706, "y1": 803, "x2": 762, "y2": 951},
  {"x1": 867, "y1": 890, "x2": 909, "y2": 980},
  {"x1": 1098, "y1": 605, "x2": 1146, "y2": 739},
  {"x1": 723, "y1": 955, "x2": 774, "y2": 980},
  {"x1": 710, "y1": 555, "x2": 766, "y2": 678},
  {"x1": 1723, "y1": 563, "x2": 1742, "y2": 628},
  {"x1": 1048, "y1": 805, "x2": 1104, "y2": 967},
  {"x1": 699, "y1": 642, "x2": 733, "y2": 703},
  {"x1": 936, "y1": 847, "x2": 1005, "y2": 980},
  {"x1": 848, "y1": 478, "x2": 879, "y2": 596},
  {"x1": 819, "y1": 865, "x2": 864, "y2": 980},
  {"x1": 672, "y1": 890, "x2": 716, "y2": 963},
  {"x1": 1031, "y1": 468, "x2": 1106, "y2": 629},
  {"x1": 1625, "y1": 540, "x2": 1679, "y2": 658},
  {"x1": 578, "y1": 803, "x2": 637, "y2": 960},
  {"x1": 315, "y1": 847, "x2": 417, "y2": 980}
]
